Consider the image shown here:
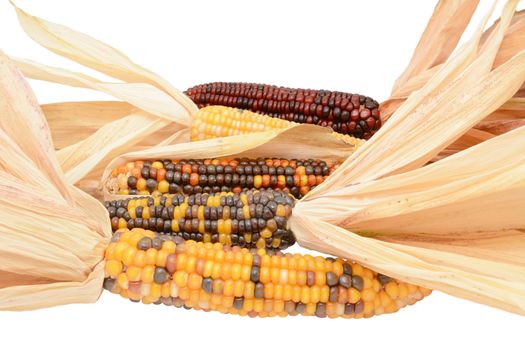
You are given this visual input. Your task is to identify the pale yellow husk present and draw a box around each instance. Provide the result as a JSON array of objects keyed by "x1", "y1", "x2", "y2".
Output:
[
  {"x1": 383, "y1": 3, "x2": 525, "y2": 159},
  {"x1": 0, "y1": 51, "x2": 111, "y2": 310},
  {"x1": 0, "y1": 0, "x2": 524, "y2": 316}
]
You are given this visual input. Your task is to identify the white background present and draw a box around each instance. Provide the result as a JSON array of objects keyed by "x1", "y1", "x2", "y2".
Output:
[{"x1": 1, "y1": 1, "x2": 524, "y2": 349}]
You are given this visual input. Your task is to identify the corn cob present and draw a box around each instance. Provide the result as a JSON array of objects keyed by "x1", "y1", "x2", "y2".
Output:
[
  {"x1": 104, "y1": 228, "x2": 430, "y2": 318},
  {"x1": 109, "y1": 157, "x2": 341, "y2": 199},
  {"x1": 185, "y1": 82, "x2": 381, "y2": 139},
  {"x1": 105, "y1": 189, "x2": 296, "y2": 250},
  {"x1": 192, "y1": 105, "x2": 367, "y2": 146}
]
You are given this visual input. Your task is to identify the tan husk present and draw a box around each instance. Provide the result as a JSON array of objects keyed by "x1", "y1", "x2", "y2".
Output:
[
  {"x1": 11, "y1": 0, "x2": 198, "y2": 116},
  {"x1": 0, "y1": 50, "x2": 111, "y2": 310},
  {"x1": 40, "y1": 101, "x2": 189, "y2": 197},
  {"x1": 390, "y1": 0, "x2": 479, "y2": 94},
  {"x1": 1, "y1": 1, "x2": 524, "y2": 315},
  {"x1": 42, "y1": 101, "x2": 136, "y2": 150},
  {"x1": 383, "y1": 4, "x2": 525, "y2": 159}
]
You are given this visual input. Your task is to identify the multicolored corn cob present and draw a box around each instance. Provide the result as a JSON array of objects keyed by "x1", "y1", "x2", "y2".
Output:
[
  {"x1": 191, "y1": 105, "x2": 366, "y2": 146},
  {"x1": 105, "y1": 189, "x2": 296, "y2": 250},
  {"x1": 104, "y1": 228, "x2": 431, "y2": 318},
  {"x1": 108, "y1": 158, "x2": 341, "y2": 199},
  {"x1": 185, "y1": 82, "x2": 381, "y2": 139}
]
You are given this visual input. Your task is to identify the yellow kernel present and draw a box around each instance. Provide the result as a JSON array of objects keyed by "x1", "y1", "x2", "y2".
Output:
[
  {"x1": 126, "y1": 266, "x2": 142, "y2": 282},
  {"x1": 264, "y1": 284, "x2": 274, "y2": 299},
  {"x1": 300, "y1": 286, "x2": 310, "y2": 304},
  {"x1": 162, "y1": 240, "x2": 176, "y2": 254},
  {"x1": 348, "y1": 288, "x2": 361, "y2": 303},
  {"x1": 105, "y1": 260, "x2": 122, "y2": 277},
  {"x1": 174, "y1": 271, "x2": 188, "y2": 287},
  {"x1": 320, "y1": 285, "x2": 329, "y2": 303},
  {"x1": 156, "y1": 249, "x2": 169, "y2": 267},
  {"x1": 145, "y1": 248, "x2": 157, "y2": 265},
  {"x1": 233, "y1": 280, "x2": 244, "y2": 297},
  {"x1": 203, "y1": 260, "x2": 214, "y2": 277},
  {"x1": 242, "y1": 205, "x2": 250, "y2": 219},
  {"x1": 283, "y1": 285, "x2": 293, "y2": 301},
  {"x1": 104, "y1": 242, "x2": 116, "y2": 260},
  {"x1": 244, "y1": 282, "x2": 255, "y2": 298},
  {"x1": 274, "y1": 284, "x2": 284, "y2": 300},
  {"x1": 223, "y1": 280, "x2": 234, "y2": 296},
  {"x1": 221, "y1": 263, "x2": 232, "y2": 280},
  {"x1": 113, "y1": 241, "x2": 129, "y2": 262},
  {"x1": 158, "y1": 180, "x2": 169, "y2": 193},
  {"x1": 260, "y1": 228, "x2": 272, "y2": 238},
  {"x1": 241, "y1": 265, "x2": 251, "y2": 282},
  {"x1": 141, "y1": 266, "x2": 154, "y2": 283},
  {"x1": 385, "y1": 282, "x2": 399, "y2": 299},
  {"x1": 253, "y1": 175, "x2": 262, "y2": 188},
  {"x1": 122, "y1": 246, "x2": 137, "y2": 267},
  {"x1": 231, "y1": 264, "x2": 242, "y2": 280},
  {"x1": 361, "y1": 289, "x2": 376, "y2": 302},
  {"x1": 399, "y1": 283, "x2": 409, "y2": 299},
  {"x1": 188, "y1": 273, "x2": 203, "y2": 290},
  {"x1": 117, "y1": 273, "x2": 128, "y2": 289}
]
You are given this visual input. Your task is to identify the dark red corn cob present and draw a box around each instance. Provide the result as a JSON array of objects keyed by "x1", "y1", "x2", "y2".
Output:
[{"x1": 185, "y1": 82, "x2": 381, "y2": 139}]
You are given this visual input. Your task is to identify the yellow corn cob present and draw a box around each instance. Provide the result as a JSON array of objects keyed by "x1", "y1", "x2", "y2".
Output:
[
  {"x1": 104, "y1": 228, "x2": 431, "y2": 318},
  {"x1": 191, "y1": 105, "x2": 365, "y2": 148}
]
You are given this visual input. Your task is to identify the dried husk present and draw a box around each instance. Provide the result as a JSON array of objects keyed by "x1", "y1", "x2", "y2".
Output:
[
  {"x1": 39, "y1": 100, "x2": 189, "y2": 198},
  {"x1": 42, "y1": 101, "x2": 135, "y2": 150},
  {"x1": 383, "y1": 3, "x2": 525, "y2": 159},
  {"x1": 1, "y1": 0, "x2": 524, "y2": 315},
  {"x1": 0, "y1": 51, "x2": 111, "y2": 310}
]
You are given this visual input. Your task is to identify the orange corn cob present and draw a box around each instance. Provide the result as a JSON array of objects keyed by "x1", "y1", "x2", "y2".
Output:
[{"x1": 104, "y1": 228, "x2": 431, "y2": 318}]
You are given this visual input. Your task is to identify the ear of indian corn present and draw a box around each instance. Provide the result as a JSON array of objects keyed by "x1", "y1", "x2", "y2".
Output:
[
  {"x1": 192, "y1": 105, "x2": 366, "y2": 147},
  {"x1": 108, "y1": 157, "x2": 341, "y2": 199},
  {"x1": 104, "y1": 228, "x2": 430, "y2": 318},
  {"x1": 185, "y1": 82, "x2": 381, "y2": 139},
  {"x1": 104, "y1": 189, "x2": 296, "y2": 250}
]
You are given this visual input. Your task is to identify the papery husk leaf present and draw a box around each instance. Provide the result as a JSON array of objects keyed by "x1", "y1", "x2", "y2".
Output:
[
  {"x1": 10, "y1": 1, "x2": 198, "y2": 117},
  {"x1": 382, "y1": 8, "x2": 525, "y2": 159},
  {"x1": 101, "y1": 125, "x2": 356, "y2": 201},
  {"x1": 432, "y1": 128, "x2": 495, "y2": 161},
  {"x1": 58, "y1": 111, "x2": 172, "y2": 184},
  {"x1": 308, "y1": 1, "x2": 521, "y2": 197},
  {"x1": 42, "y1": 101, "x2": 187, "y2": 152},
  {"x1": 0, "y1": 52, "x2": 72, "y2": 201},
  {"x1": 391, "y1": 0, "x2": 479, "y2": 95},
  {"x1": 386, "y1": 9, "x2": 525, "y2": 113},
  {"x1": 0, "y1": 52, "x2": 110, "y2": 310},
  {"x1": 42, "y1": 101, "x2": 135, "y2": 149},
  {"x1": 435, "y1": 97, "x2": 525, "y2": 160},
  {"x1": 12, "y1": 57, "x2": 190, "y2": 125},
  {"x1": 0, "y1": 262, "x2": 105, "y2": 311},
  {"x1": 41, "y1": 101, "x2": 188, "y2": 197}
]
